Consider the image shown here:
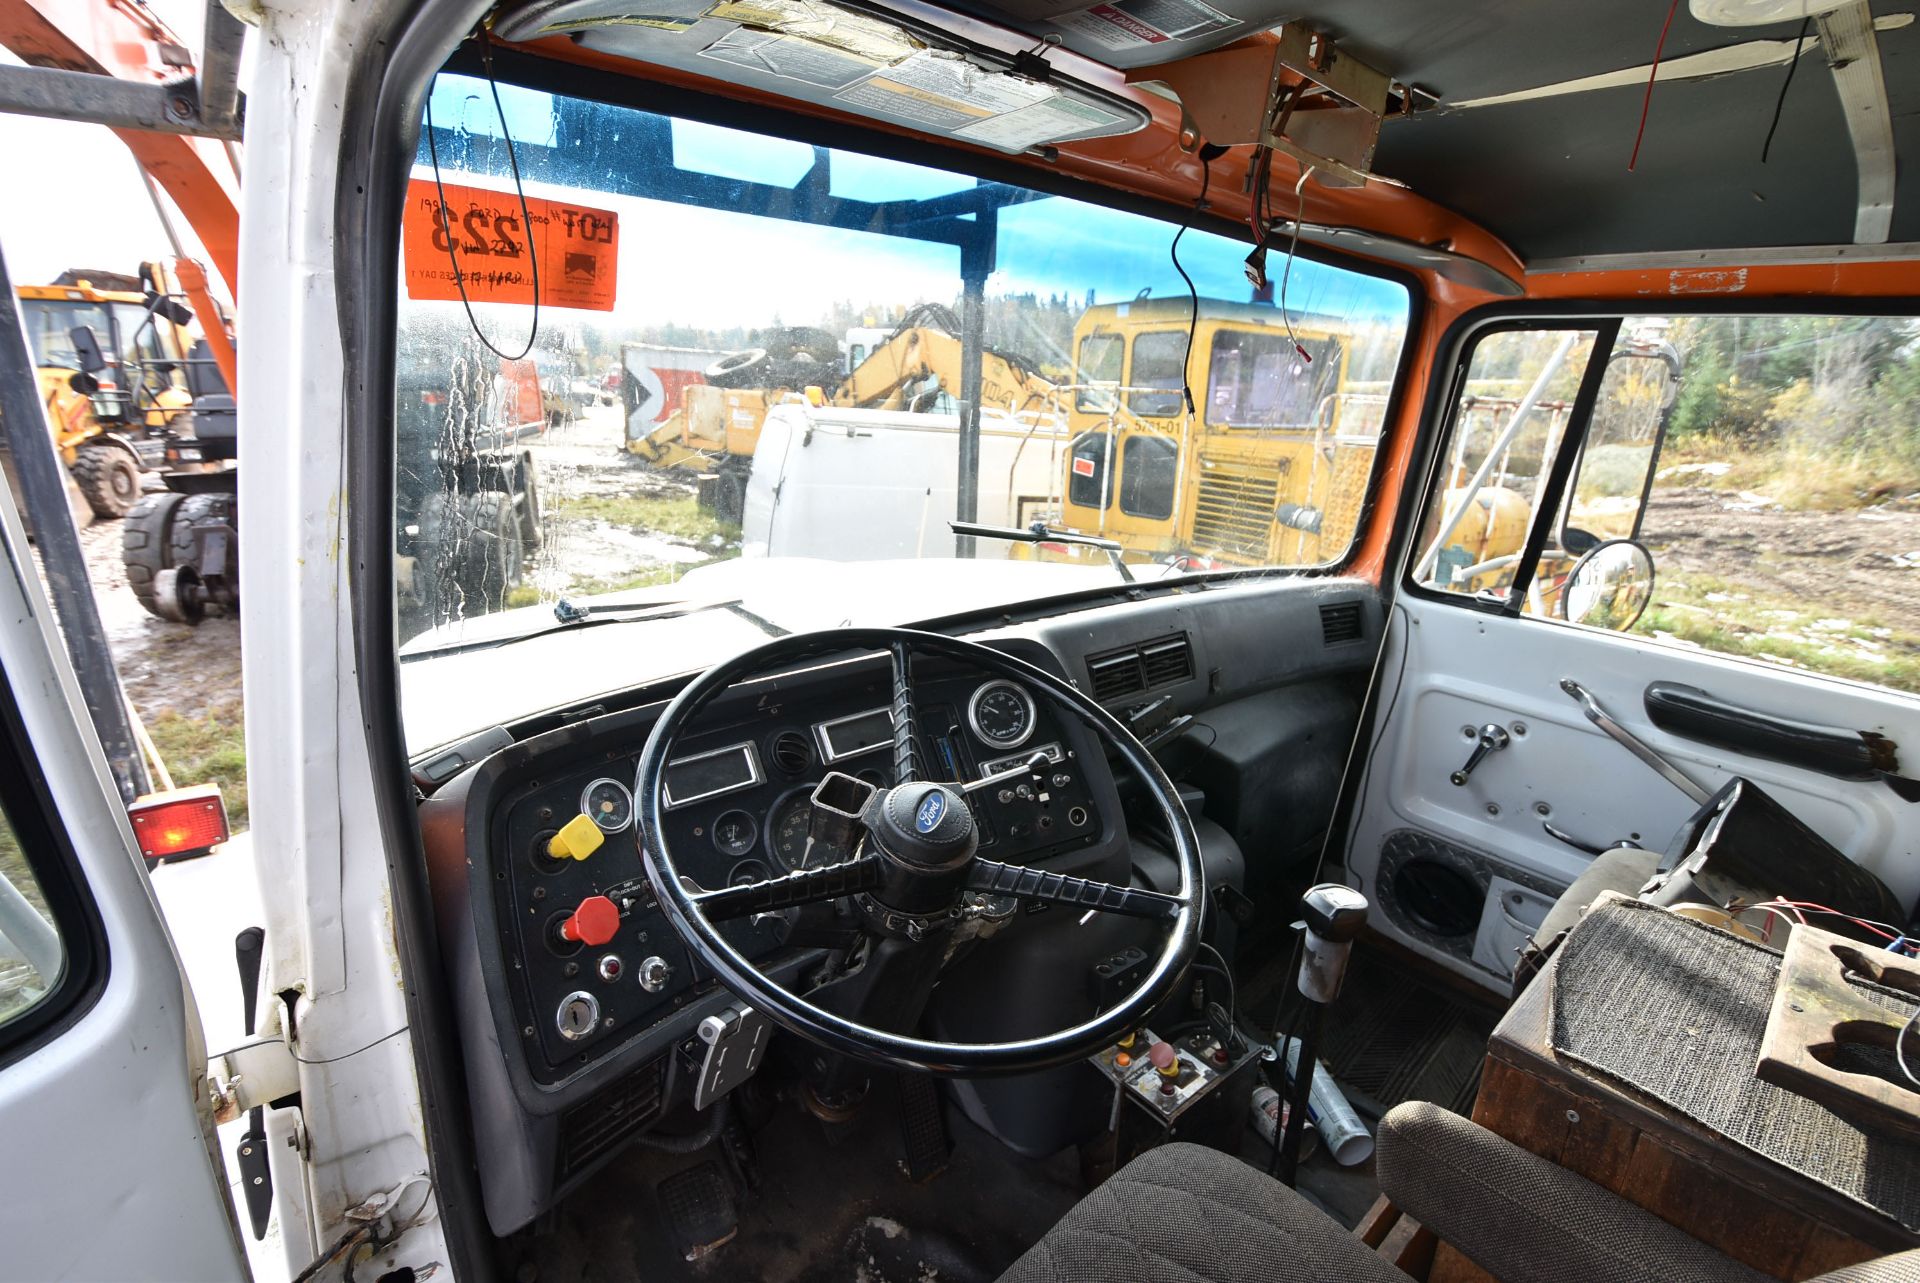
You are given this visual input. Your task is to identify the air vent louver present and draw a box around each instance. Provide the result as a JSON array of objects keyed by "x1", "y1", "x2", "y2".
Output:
[
  {"x1": 558, "y1": 1058, "x2": 666, "y2": 1178},
  {"x1": 1320, "y1": 601, "x2": 1364, "y2": 646},
  {"x1": 1141, "y1": 636, "x2": 1194, "y2": 686},
  {"x1": 1087, "y1": 633, "x2": 1193, "y2": 704},
  {"x1": 770, "y1": 730, "x2": 813, "y2": 775}
]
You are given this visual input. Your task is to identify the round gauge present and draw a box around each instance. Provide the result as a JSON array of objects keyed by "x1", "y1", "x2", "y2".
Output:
[
  {"x1": 581, "y1": 777, "x2": 634, "y2": 833},
  {"x1": 856, "y1": 766, "x2": 889, "y2": 789},
  {"x1": 766, "y1": 787, "x2": 818, "y2": 872},
  {"x1": 968, "y1": 679, "x2": 1037, "y2": 749},
  {"x1": 712, "y1": 809, "x2": 759, "y2": 859}
]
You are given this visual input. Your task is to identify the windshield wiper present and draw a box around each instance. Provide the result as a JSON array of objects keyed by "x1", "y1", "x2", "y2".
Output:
[
  {"x1": 950, "y1": 520, "x2": 1135, "y2": 583},
  {"x1": 401, "y1": 596, "x2": 782, "y2": 662}
]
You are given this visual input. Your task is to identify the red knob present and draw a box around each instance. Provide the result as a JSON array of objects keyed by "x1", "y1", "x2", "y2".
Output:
[{"x1": 561, "y1": 895, "x2": 620, "y2": 947}]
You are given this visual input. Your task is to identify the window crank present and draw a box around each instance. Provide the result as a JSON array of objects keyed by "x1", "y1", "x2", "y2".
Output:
[{"x1": 1450, "y1": 724, "x2": 1510, "y2": 786}]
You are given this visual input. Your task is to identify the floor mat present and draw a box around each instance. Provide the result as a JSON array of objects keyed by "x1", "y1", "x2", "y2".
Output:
[
  {"x1": 511, "y1": 1074, "x2": 1084, "y2": 1283},
  {"x1": 1245, "y1": 946, "x2": 1501, "y2": 1120}
]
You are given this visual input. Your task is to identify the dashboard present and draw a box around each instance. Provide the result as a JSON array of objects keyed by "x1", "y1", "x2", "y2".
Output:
[{"x1": 414, "y1": 575, "x2": 1383, "y2": 1236}]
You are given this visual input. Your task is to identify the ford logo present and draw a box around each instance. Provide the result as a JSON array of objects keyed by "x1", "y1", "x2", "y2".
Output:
[{"x1": 914, "y1": 791, "x2": 947, "y2": 834}]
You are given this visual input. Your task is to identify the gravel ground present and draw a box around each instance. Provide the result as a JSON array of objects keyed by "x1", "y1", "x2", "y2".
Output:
[{"x1": 79, "y1": 514, "x2": 243, "y2": 720}]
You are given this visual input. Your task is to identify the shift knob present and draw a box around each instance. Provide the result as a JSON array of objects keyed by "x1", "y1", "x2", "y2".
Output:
[{"x1": 1302, "y1": 883, "x2": 1369, "y2": 944}]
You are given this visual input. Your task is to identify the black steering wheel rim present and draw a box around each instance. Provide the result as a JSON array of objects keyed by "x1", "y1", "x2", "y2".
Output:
[{"x1": 634, "y1": 626, "x2": 1205, "y2": 1075}]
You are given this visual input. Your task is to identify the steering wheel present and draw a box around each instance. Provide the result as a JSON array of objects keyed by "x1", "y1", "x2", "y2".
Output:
[{"x1": 634, "y1": 627, "x2": 1204, "y2": 1075}]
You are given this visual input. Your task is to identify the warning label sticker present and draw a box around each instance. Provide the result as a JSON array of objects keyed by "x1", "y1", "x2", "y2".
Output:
[
  {"x1": 953, "y1": 95, "x2": 1126, "y2": 150},
  {"x1": 1056, "y1": 0, "x2": 1233, "y2": 48},
  {"x1": 698, "y1": 27, "x2": 884, "y2": 88},
  {"x1": 705, "y1": 0, "x2": 921, "y2": 62},
  {"x1": 402, "y1": 178, "x2": 619, "y2": 312}
]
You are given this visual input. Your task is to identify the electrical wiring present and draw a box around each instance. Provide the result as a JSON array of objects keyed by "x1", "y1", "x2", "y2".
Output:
[
  {"x1": 1898, "y1": 1005, "x2": 1920, "y2": 1091},
  {"x1": 423, "y1": 37, "x2": 542, "y2": 362},
  {"x1": 1760, "y1": 17, "x2": 1812, "y2": 164},
  {"x1": 1757, "y1": 900, "x2": 1906, "y2": 943},
  {"x1": 1627, "y1": 0, "x2": 1682, "y2": 172},
  {"x1": 1276, "y1": 165, "x2": 1316, "y2": 364},
  {"x1": 1169, "y1": 151, "x2": 1213, "y2": 418}
]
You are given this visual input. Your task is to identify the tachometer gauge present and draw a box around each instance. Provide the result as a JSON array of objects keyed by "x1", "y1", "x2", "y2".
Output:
[
  {"x1": 968, "y1": 680, "x2": 1036, "y2": 749},
  {"x1": 767, "y1": 788, "x2": 817, "y2": 871},
  {"x1": 581, "y1": 778, "x2": 634, "y2": 833}
]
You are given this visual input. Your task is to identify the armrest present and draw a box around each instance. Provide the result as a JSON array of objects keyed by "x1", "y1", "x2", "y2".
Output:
[{"x1": 1375, "y1": 1102, "x2": 1769, "y2": 1283}]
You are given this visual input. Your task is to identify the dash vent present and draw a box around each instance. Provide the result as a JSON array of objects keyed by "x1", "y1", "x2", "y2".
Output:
[
  {"x1": 557, "y1": 1057, "x2": 666, "y2": 1179},
  {"x1": 769, "y1": 730, "x2": 813, "y2": 775},
  {"x1": 1320, "y1": 601, "x2": 1364, "y2": 646},
  {"x1": 1086, "y1": 633, "x2": 1193, "y2": 704}
]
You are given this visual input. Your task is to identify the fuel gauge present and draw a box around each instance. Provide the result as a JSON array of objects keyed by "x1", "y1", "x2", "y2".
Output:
[{"x1": 581, "y1": 778, "x2": 634, "y2": 833}]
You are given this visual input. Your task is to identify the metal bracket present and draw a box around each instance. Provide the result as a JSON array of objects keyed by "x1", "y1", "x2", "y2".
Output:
[{"x1": 208, "y1": 1035, "x2": 300, "y2": 1125}]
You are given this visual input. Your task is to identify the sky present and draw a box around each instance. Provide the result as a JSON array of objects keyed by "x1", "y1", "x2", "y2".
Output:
[{"x1": 0, "y1": 0, "x2": 227, "y2": 295}]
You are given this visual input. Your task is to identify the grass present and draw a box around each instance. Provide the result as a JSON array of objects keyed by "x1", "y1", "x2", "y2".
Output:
[
  {"x1": 1657, "y1": 436, "x2": 1920, "y2": 511},
  {"x1": 550, "y1": 491, "x2": 741, "y2": 544},
  {"x1": 145, "y1": 701, "x2": 249, "y2": 831},
  {"x1": 1634, "y1": 573, "x2": 1920, "y2": 694}
]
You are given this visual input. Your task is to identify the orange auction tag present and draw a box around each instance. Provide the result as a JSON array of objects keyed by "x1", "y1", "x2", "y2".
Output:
[{"x1": 402, "y1": 178, "x2": 619, "y2": 311}]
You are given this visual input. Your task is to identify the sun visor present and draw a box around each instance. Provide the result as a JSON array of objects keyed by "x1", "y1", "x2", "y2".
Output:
[
  {"x1": 928, "y1": 0, "x2": 1292, "y2": 71},
  {"x1": 493, "y1": 0, "x2": 1152, "y2": 155}
]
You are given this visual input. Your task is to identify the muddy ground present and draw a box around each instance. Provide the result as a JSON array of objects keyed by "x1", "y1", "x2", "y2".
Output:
[{"x1": 1641, "y1": 486, "x2": 1920, "y2": 625}]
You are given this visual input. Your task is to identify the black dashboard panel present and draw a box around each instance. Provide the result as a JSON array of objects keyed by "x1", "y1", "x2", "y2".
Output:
[{"x1": 416, "y1": 575, "x2": 1383, "y2": 1234}]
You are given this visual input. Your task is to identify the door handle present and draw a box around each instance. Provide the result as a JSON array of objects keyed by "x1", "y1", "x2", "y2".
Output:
[
  {"x1": 1451, "y1": 723, "x2": 1510, "y2": 786},
  {"x1": 1560, "y1": 678, "x2": 1713, "y2": 805}
]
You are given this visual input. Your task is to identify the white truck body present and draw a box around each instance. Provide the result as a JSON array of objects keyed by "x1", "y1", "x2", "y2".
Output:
[{"x1": 742, "y1": 404, "x2": 1066, "y2": 561}]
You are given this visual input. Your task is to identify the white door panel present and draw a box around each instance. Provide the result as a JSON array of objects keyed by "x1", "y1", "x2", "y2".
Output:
[
  {"x1": 1351, "y1": 600, "x2": 1920, "y2": 991},
  {"x1": 0, "y1": 501, "x2": 247, "y2": 1275}
]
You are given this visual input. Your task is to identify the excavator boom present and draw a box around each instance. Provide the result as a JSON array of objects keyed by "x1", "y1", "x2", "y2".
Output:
[{"x1": 833, "y1": 325, "x2": 1059, "y2": 417}]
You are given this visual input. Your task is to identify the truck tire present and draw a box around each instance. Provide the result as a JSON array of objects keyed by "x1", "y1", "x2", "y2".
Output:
[
  {"x1": 123, "y1": 492, "x2": 186, "y2": 615},
  {"x1": 73, "y1": 443, "x2": 143, "y2": 519},
  {"x1": 169, "y1": 494, "x2": 237, "y2": 574},
  {"x1": 460, "y1": 490, "x2": 525, "y2": 609},
  {"x1": 706, "y1": 348, "x2": 768, "y2": 388},
  {"x1": 516, "y1": 456, "x2": 544, "y2": 550}
]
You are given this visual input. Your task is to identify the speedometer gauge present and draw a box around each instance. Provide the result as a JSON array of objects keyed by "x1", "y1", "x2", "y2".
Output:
[
  {"x1": 581, "y1": 778, "x2": 634, "y2": 833},
  {"x1": 968, "y1": 680, "x2": 1036, "y2": 749},
  {"x1": 767, "y1": 787, "x2": 817, "y2": 871}
]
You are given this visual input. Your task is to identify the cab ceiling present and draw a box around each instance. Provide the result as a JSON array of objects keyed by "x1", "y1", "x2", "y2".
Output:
[{"x1": 955, "y1": 0, "x2": 1919, "y2": 262}]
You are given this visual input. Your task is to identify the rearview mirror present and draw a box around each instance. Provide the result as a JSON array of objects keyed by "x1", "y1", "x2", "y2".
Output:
[
  {"x1": 67, "y1": 325, "x2": 107, "y2": 374},
  {"x1": 1560, "y1": 538, "x2": 1655, "y2": 632},
  {"x1": 148, "y1": 293, "x2": 195, "y2": 327}
]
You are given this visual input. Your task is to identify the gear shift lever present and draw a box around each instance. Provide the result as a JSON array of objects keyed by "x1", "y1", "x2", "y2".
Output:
[{"x1": 1274, "y1": 883, "x2": 1368, "y2": 1186}]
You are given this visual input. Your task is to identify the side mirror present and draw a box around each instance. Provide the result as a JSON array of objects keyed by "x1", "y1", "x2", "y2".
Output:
[
  {"x1": 67, "y1": 325, "x2": 108, "y2": 374},
  {"x1": 149, "y1": 293, "x2": 195, "y2": 327},
  {"x1": 67, "y1": 370, "x2": 99, "y2": 394},
  {"x1": 1560, "y1": 538, "x2": 1655, "y2": 632}
]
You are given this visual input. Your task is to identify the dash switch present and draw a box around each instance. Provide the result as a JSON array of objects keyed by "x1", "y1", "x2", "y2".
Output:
[{"x1": 548, "y1": 813, "x2": 605, "y2": 862}]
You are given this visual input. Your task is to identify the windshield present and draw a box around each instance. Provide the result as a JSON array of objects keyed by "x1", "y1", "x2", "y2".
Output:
[
  {"x1": 392, "y1": 76, "x2": 1411, "y2": 748},
  {"x1": 21, "y1": 298, "x2": 111, "y2": 369}
]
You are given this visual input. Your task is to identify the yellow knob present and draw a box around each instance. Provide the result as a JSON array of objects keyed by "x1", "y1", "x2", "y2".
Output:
[{"x1": 548, "y1": 814, "x2": 605, "y2": 862}]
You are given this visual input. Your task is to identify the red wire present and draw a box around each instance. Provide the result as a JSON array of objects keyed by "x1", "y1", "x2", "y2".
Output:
[
  {"x1": 1763, "y1": 899, "x2": 1899, "y2": 940},
  {"x1": 1628, "y1": 0, "x2": 1683, "y2": 172}
]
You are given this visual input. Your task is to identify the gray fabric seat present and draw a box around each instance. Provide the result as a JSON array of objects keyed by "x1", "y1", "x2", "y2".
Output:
[
  {"x1": 1000, "y1": 1101, "x2": 1920, "y2": 1283},
  {"x1": 1529, "y1": 845, "x2": 1660, "y2": 949},
  {"x1": 997, "y1": 1141, "x2": 1407, "y2": 1283}
]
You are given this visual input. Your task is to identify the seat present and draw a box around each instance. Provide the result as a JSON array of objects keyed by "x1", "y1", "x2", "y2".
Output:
[{"x1": 1000, "y1": 1102, "x2": 1920, "y2": 1283}]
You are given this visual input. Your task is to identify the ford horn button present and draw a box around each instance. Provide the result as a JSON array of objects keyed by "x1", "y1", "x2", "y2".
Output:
[
  {"x1": 915, "y1": 791, "x2": 946, "y2": 833},
  {"x1": 875, "y1": 781, "x2": 976, "y2": 868}
]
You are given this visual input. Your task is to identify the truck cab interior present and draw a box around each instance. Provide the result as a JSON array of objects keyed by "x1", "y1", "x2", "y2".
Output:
[
  {"x1": 7, "y1": 0, "x2": 1912, "y2": 1275},
  {"x1": 283, "y1": 0, "x2": 1920, "y2": 1276}
]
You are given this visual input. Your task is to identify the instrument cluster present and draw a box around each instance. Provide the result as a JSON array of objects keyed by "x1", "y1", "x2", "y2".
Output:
[{"x1": 491, "y1": 672, "x2": 1105, "y2": 1082}]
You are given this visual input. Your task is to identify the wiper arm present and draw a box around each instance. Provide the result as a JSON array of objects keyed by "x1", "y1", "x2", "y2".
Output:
[
  {"x1": 401, "y1": 596, "x2": 748, "y2": 662},
  {"x1": 950, "y1": 520, "x2": 1134, "y2": 583}
]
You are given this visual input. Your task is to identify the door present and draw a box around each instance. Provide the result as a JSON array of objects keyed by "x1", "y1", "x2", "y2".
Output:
[
  {"x1": 0, "y1": 443, "x2": 247, "y2": 1274},
  {"x1": 1348, "y1": 309, "x2": 1920, "y2": 992}
]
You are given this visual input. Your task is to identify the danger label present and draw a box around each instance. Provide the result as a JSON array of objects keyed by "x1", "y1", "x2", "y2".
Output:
[
  {"x1": 1057, "y1": 0, "x2": 1232, "y2": 48},
  {"x1": 403, "y1": 178, "x2": 620, "y2": 312}
]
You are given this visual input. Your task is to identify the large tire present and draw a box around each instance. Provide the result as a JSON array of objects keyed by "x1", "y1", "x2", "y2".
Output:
[
  {"x1": 705, "y1": 348, "x2": 769, "y2": 388},
  {"x1": 515, "y1": 456, "x2": 544, "y2": 551},
  {"x1": 72, "y1": 443, "x2": 143, "y2": 519},
  {"x1": 123, "y1": 492, "x2": 186, "y2": 615},
  {"x1": 167, "y1": 494, "x2": 239, "y2": 615},
  {"x1": 460, "y1": 490, "x2": 525, "y2": 609}
]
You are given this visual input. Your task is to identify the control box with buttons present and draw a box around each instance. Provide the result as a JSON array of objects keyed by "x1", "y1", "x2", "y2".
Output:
[{"x1": 1090, "y1": 1025, "x2": 1262, "y2": 1160}]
